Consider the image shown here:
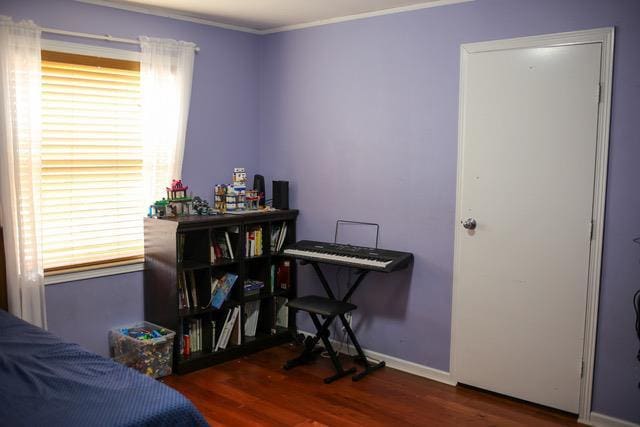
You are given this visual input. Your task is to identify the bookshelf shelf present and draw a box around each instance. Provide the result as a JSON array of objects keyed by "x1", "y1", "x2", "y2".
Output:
[
  {"x1": 243, "y1": 329, "x2": 289, "y2": 345},
  {"x1": 178, "y1": 300, "x2": 240, "y2": 318},
  {"x1": 144, "y1": 209, "x2": 298, "y2": 375},
  {"x1": 210, "y1": 259, "x2": 238, "y2": 267},
  {"x1": 180, "y1": 260, "x2": 211, "y2": 270},
  {"x1": 242, "y1": 288, "x2": 290, "y2": 303},
  {"x1": 244, "y1": 254, "x2": 269, "y2": 261}
]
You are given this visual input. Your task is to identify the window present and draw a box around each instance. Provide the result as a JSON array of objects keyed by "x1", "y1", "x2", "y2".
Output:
[{"x1": 41, "y1": 50, "x2": 144, "y2": 273}]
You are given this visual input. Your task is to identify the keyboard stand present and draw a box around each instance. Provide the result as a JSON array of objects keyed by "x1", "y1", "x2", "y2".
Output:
[{"x1": 284, "y1": 261, "x2": 386, "y2": 382}]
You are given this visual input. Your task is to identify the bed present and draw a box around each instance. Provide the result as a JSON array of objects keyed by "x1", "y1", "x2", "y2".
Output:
[{"x1": 0, "y1": 309, "x2": 208, "y2": 427}]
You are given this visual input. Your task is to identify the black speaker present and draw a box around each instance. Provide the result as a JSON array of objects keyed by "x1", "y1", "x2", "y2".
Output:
[
  {"x1": 253, "y1": 174, "x2": 265, "y2": 206},
  {"x1": 272, "y1": 180, "x2": 289, "y2": 210}
]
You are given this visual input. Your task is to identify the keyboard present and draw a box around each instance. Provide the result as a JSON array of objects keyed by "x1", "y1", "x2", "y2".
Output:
[{"x1": 282, "y1": 240, "x2": 413, "y2": 273}]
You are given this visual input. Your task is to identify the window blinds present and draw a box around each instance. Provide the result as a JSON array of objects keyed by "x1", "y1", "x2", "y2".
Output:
[{"x1": 41, "y1": 51, "x2": 144, "y2": 272}]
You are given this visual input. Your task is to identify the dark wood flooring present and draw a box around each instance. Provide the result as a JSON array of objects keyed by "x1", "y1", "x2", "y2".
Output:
[{"x1": 162, "y1": 343, "x2": 580, "y2": 426}]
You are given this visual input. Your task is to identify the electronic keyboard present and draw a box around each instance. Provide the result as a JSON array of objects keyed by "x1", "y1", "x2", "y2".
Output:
[{"x1": 282, "y1": 240, "x2": 413, "y2": 273}]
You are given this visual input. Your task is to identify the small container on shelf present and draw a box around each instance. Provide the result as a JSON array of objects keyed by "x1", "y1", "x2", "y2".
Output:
[{"x1": 109, "y1": 321, "x2": 175, "y2": 378}]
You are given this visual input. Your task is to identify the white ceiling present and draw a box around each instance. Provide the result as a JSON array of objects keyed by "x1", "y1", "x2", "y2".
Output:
[{"x1": 77, "y1": 0, "x2": 470, "y2": 33}]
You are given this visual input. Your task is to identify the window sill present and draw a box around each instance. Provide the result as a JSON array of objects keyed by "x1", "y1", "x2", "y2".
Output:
[{"x1": 44, "y1": 262, "x2": 144, "y2": 286}]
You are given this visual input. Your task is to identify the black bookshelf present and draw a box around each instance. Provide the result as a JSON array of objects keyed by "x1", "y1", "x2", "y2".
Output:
[{"x1": 144, "y1": 209, "x2": 298, "y2": 374}]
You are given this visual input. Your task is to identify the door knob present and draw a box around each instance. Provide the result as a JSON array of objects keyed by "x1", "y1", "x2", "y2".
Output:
[{"x1": 461, "y1": 218, "x2": 477, "y2": 230}]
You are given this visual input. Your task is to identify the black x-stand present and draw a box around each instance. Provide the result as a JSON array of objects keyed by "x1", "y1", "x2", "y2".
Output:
[{"x1": 284, "y1": 261, "x2": 386, "y2": 383}]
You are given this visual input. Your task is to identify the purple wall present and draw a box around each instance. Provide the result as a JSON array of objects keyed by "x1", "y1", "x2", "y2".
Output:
[
  {"x1": 45, "y1": 272, "x2": 144, "y2": 355},
  {"x1": 258, "y1": 0, "x2": 640, "y2": 423},
  {"x1": 1, "y1": 0, "x2": 639, "y2": 423},
  {"x1": 0, "y1": 0, "x2": 260, "y2": 353}
]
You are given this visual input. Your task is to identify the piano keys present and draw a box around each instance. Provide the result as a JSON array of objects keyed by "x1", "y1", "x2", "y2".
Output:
[{"x1": 282, "y1": 240, "x2": 413, "y2": 273}]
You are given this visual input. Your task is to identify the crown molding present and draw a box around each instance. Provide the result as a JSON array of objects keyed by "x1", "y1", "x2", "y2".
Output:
[
  {"x1": 261, "y1": 0, "x2": 474, "y2": 34},
  {"x1": 73, "y1": 0, "x2": 262, "y2": 34},
  {"x1": 74, "y1": 0, "x2": 474, "y2": 36}
]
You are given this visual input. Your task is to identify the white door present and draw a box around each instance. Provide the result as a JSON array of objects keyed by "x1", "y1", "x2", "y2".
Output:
[{"x1": 452, "y1": 40, "x2": 602, "y2": 413}]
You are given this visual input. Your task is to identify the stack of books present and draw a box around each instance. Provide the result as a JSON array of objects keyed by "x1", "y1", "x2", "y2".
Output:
[
  {"x1": 178, "y1": 270, "x2": 199, "y2": 310},
  {"x1": 245, "y1": 226, "x2": 264, "y2": 257},
  {"x1": 244, "y1": 279, "x2": 264, "y2": 297},
  {"x1": 182, "y1": 318, "x2": 215, "y2": 357}
]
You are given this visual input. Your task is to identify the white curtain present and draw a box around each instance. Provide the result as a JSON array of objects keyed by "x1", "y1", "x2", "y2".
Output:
[
  {"x1": 139, "y1": 36, "x2": 195, "y2": 204},
  {"x1": 0, "y1": 16, "x2": 46, "y2": 327}
]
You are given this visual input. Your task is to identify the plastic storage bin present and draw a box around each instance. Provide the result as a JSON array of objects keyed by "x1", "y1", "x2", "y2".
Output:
[{"x1": 109, "y1": 321, "x2": 175, "y2": 378}]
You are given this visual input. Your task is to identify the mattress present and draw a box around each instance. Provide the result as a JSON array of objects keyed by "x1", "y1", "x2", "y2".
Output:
[{"x1": 0, "y1": 309, "x2": 208, "y2": 427}]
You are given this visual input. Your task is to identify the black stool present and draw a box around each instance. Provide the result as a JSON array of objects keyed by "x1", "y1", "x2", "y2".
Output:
[{"x1": 284, "y1": 295, "x2": 385, "y2": 383}]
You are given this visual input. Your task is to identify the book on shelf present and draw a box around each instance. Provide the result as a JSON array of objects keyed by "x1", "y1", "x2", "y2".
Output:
[
  {"x1": 271, "y1": 221, "x2": 288, "y2": 253},
  {"x1": 230, "y1": 308, "x2": 242, "y2": 346},
  {"x1": 211, "y1": 234, "x2": 227, "y2": 260},
  {"x1": 214, "y1": 309, "x2": 232, "y2": 352},
  {"x1": 196, "y1": 319, "x2": 201, "y2": 351},
  {"x1": 210, "y1": 272, "x2": 239, "y2": 309},
  {"x1": 182, "y1": 318, "x2": 204, "y2": 356},
  {"x1": 256, "y1": 228, "x2": 262, "y2": 255},
  {"x1": 216, "y1": 306, "x2": 240, "y2": 351},
  {"x1": 181, "y1": 270, "x2": 199, "y2": 308},
  {"x1": 224, "y1": 231, "x2": 235, "y2": 260},
  {"x1": 178, "y1": 271, "x2": 188, "y2": 309},
  {"x1": 245, "y1": 226, "x2": 263, "y2": 257},
  {"x1": 182, "y1": 334, "x2": 190, "y2": 357},
  {"x1": 277, "y1": 222, "x2": 287, "y2": 252},
  {"x1": 274, "y1": 297, "x2": 288, "y2": 329},
  {"x1": 191, "y1": 319, "x2": 197, "y2": 353},
  {"x1": 210, "y1": 241, "x2": 222, "y2": 261},
  {"x1": 184, "y1": 318, "x2": 202, "y2": 355},
  {"x1": 270, "y1": 225, "x2": 279, "y2": 252},
  {"x1": 211, "y1": 320, "x2": 216, "y2": 350},
  {"x1": 243, "y1": 300, "x2": 260, "y2": 337},
  {"x1": 179, "y1": 270, "x2": 199, "y2": 309}
]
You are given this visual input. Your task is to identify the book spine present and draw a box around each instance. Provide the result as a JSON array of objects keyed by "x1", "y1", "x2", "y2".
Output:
[
  {"x1": 183, "y1": 334, "x2": 190, "y2": 357},
  {"x1": 225, "y1": 231, "x2": 234, "y2": 260}
]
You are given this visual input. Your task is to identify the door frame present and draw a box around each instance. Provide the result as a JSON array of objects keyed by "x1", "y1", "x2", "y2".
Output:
[{"x1": 450, "y1": 27, "x2": 614, "y2": 423}]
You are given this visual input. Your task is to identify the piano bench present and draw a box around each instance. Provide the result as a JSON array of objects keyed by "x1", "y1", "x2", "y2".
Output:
[
  {"x1": 285, "y1": 295, "x2": 360, "y2": 383},
  {"x1": 287, "y1": 295, "x2": 356, "y2": 317}
]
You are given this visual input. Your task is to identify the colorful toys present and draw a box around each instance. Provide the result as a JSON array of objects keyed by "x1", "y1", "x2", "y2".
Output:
[
  {"x1": 109, "y1": 321, "x2": 175, "y2": 378},
  {"x1": 148, "y1": 198, "x2": 169, "y2": 218},
  {"x1": 191, "y1": 196, "x2": 211, "y2": 215},
  {"x1": 232, "y1": 167, "x2": 247, "y2": 210},
  {"x1": 214, "y1": 185, "x2": 227, "y2": 212},
  {"x1": 214, "y1": 168, "x2": 265, "y2": 213},
  {"x1": 246, "y1": 189, "x2": 260, "y2": 210},
  {"x1": 166, "y1": 179, "x2": 192, "y2": 216}
]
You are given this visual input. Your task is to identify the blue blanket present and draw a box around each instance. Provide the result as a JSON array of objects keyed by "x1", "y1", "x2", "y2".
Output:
[{"x1": 0, "y1": 310, "x2": 208, "y2": 427}]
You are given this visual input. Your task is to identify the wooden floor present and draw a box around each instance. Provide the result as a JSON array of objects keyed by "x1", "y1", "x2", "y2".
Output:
[{"x1": 163, "y1": 343, "x2": 580, "y2": 426}]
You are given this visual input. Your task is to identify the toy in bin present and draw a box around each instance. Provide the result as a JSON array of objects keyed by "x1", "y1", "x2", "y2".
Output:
[{"x1": 109, "y1": 321, "x2": 175, "y2": 378}]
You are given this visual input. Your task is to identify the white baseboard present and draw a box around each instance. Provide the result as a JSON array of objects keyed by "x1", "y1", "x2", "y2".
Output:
[
  {"x1": 297, "y1": 330, "x2": 456, "y2": 386},
  {"x1": 589, "y1": 412, "x2": 640, "y2": 427}
]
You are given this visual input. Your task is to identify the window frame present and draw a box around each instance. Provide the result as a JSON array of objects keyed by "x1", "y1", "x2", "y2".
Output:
[{"x1": 41, "y1": 39, "x2": 144, "y2": 285}]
